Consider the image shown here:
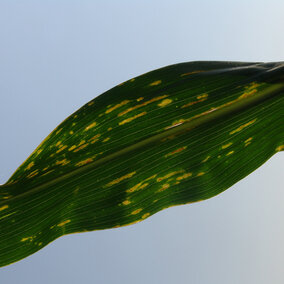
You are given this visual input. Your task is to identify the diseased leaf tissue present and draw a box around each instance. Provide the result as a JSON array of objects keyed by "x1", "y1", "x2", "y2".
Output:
[{"x1": 0, "y1": 61, "x2": 283, "y2": 266}]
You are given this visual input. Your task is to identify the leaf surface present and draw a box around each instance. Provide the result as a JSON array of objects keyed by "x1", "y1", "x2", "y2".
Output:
[{"x1": 0, "y1": 61, "x2": 283, "y2": 266}]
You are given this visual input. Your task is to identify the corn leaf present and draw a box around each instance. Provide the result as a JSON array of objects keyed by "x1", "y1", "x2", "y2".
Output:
[{"x1": 0, "y1": 61, "x2": 283, "y2": 267}]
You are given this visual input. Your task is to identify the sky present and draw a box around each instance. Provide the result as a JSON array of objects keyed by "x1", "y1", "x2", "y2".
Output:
[{"x1": 0, "y1": 1, "x2": 283, "y2": 283}]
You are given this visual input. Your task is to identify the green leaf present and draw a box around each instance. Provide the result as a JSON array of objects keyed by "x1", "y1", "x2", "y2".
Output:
[{"x1": 0, "y1": 61, "x2": 283, "y2": 267}]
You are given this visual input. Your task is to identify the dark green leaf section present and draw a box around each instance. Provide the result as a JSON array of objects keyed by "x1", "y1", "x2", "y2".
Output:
[{"x1": 0, "y1": 61, "x2": 283, "y2": 267}]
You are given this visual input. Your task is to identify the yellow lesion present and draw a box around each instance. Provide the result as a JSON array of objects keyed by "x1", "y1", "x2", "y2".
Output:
[
  {"x1": 276, "y1": 145, "x2": 284, "y2": 151},
  {"x1": 238, "y1": 82, "x2": 262, "y2": 99},
  {"x1": 27, "y1": 169, "x2": 39, "y2": 179},
  {"x1": 36, "y1": 149, "x2": 43, "y2": 156},
  {"x1": 226, "y1": 151, "x2": 235, "y2": 156},
  {"x1": 25, "y1": 162, "x2": 35, "y2": 171},
  {"x1": 176, "y1": 172, "x2": 192, "y2": 181},
  {"x1": 89, "y1": 134, "x2": 101, "y2": 143},
  {"x1": 76, "y1": 158, "x2": 93, "y2": 167},
  {"x1": 0, "y1": 205, "x2": 9, "y2": 211},
  {"x1": 0, "y1": 212, "x2": 16, "y2": 220},
  {"x1": 202, "y1": 156, "x2": 211, "y2": 163},
  {"x1": 103, "y1": 137, "x2": 110, "y2": 142},
  {"x1": 55, "y1": 159, "x2": 70, "y2": 166},
  {"x1": 142, "y1": 213, "x2": 150, "y2": 219},
  {"x1": 181, "y1": 70, "x2": 203, "y2": 77},
  {"x1": 105, "y1": 100, "x2": 130, "y2": 114},
  {"x1": 149, "y1": 80, "x2": 162, "y2": 86},
  {"x1": 165, "y1": 119, "x2": 186, "y2": 130},
  {"x1": 42, "y1": 169, "x2": 55, "y2": 176},
  {"x1": 244, "y1": 137, "x2": 253, "y2": 146},
  {"x1": 21, "y1": 236, "x2": 36, "y2": 242},
  {"x1": 221, "y1": 142, "x2": 233, "y2": 149},
  {"x1": 106, "y1": 171, "x2": 136, "y2": 187},
  {"x1": 74, "y1": 143, "x2": 89, "y2": 152},
  {"x1": 158, "y1": 99, "x2": 172, "y2": 107},
  {"x1": 164, "y1": 146, "x2": 187, "y2": 158},
  {"x1": 88, "y1": 101, "x2": 94, "y2": 106},
  {"x1": 126, "y1": 175, "x2": 156, "y2": 193},
  {"x1": 119, "y1": 112, "x2": 147, "y2": 125},
  {"x1": 122, "y1": 200, "x2": 131, "y2": 205},
  {"x1": 69, "y1": 145, "x2": 77, "y2": 151},
  {"x1": 137, "y1": 97, "x2": 144, "y2": 102},
  {"x1": 56, "y1": 145, "x2": 67, "y2": 153},
  {"x1": 57, "y1": 219, "x2": 71, "y2": 227},
  {"x1": 181, "y1": 93, "x2": 208, "y2": 108},
  {"x1": 157, "y1": 183, "x2": 170, "y2": 192},
  {"x1": 127, "y1": 182, "x2": 142, "y2": 193},
  {"x1": 107, "y1": 127, "x2": 112, "y2": 131},
  {"x1": 69, "y1": 131, "x2": 74, "y2": 135},
  {"x1": 196, "y1": 172, "x2": 205, "y2": 177},
  {"x1": 131, "y1": 208, "x2": 143, "y2": 215},
  {"x1": 157, "y1": 170, "x2": 183, "y2": 182},
  {"x1": 85, "y1": 122, "x2": 97, "y2": 131},
  {"x1": 118, "y1": 95, "x2": 168, "y2": 116},
  {"x1": 230, "y1": 119, "x2": 257, "y2": 135},
  {"x1": 56, "y1": 128, "x2": 63, "y2": 135}
]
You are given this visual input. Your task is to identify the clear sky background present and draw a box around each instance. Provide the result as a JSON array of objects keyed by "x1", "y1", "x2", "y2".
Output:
[{"x1": 0, "y1": 1, "x2": 283, "y2": 283}]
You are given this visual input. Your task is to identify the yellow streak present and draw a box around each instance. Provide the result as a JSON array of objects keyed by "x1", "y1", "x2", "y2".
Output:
[
  {"x1": 131, "y1": 208, "x2": 143, "y2": 215},
  {"x1": 69, "y1": 145, "x2": 76, "y2": 151},
  {"x1": 21, "y1": 236, "x2": 35, "y2": 242},
  {"x1": 122, "y1": 200, "x2": 131, "y2": 205},
  {"x1": 244, "y1": 137, "x2": 253, "y2": 146},
  {"x1": 25, "y1": 162, "x2": 34, "y2": 171},
  {"x1": 119, "y1": 112, "x2": 147, "y2": 125},
  {"x1": 0, "y1": 205, "x2": 9, "y2": 211},
  {"x1": 157, "y1": 183, "x2": 170, "y2": 192},
  {"x1": 197, "y1": 172, "x2": 205, "y2": 177},
  {"x1": 202, "y1": 156, "x2": 210, "y2": 163},
  {"x1": 180, "y1": 70, "x2": 203, "y2": 76},
  {"x1": 27, "y1": 169, "x2": 39, "y2": 179},
  {"x1": 181, "y1": 93, "x2": 208, "y2": 108},
  {"x1": 73, "y1": 143, "x2": 89, "y2": 152},
  {"x1": 103, "y1": 137, "x2": 110, "y2": 142},
  {"x1": 157, "y1": 171, "x2": 183, "y2": 182},
  {"x1": 118, "y1": 95, "x2": 168, "y2": 116},
  {"x1": 57, "y1": 220, "x2": 71, "y2": 227},
  {"x1": 56, "y1": 145, "x2": 67, "y2": 153},
  {"x1": 105, "y1": 100, "x2": 130, "y2": 114},
  {"x1": 158, "y1": 99, "x2": 172, "y2": 107},
  {"x1": 36, "y1": 149, "x2": 42, "y2": 156},
  {"x1": 55, "y1": 159, "x2": 70, "y2": 166},
  {"x1": 76, "y1": 158, "x2": 93, "y2": 167},
  {"x1": 164, "y1": 146, "x2": 187, "y2": 158},
  {"x1": 276, "y1": 145, "x2": 284, "y2": 151},
  {"x1": 230, "y1": 119, "x2": 257, "y2": 135},
  {"x1": 142, "y1": 213, "x2": 150, "y2": 219},
  {"x1": 221, "y1": 142, "x2": 233, "y2": 149},
  {"x1": 176, "y1": 172, "x2": 192, "y2": 181},
  {"x1": 42, "y1": 169, "x2": 54, "y2": 176},
  {"x1": 126, "y1": 182, "x2": 142, "y2": 193},
  {"x1": 106, "y1": 171, "x2": 136, "y2": 187},
  {"x1": 85, "y1": 122, "x2": 97, "y2": 131},
  {"x1": 226, "y1": 151, "x2": 235, "y2": 156},
  {"x1": 149, "y1": 80, "x2": 162, "y2": 86}
]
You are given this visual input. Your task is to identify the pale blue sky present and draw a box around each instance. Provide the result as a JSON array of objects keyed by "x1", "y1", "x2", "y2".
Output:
[{"x1": 0, "y1": 1, "x2": 283, "y2": 283}]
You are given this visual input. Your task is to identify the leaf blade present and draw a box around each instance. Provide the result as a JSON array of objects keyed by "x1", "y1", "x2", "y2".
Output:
[{"x1": 0, "y1": 61, "x2": 283, "y2": 266}]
